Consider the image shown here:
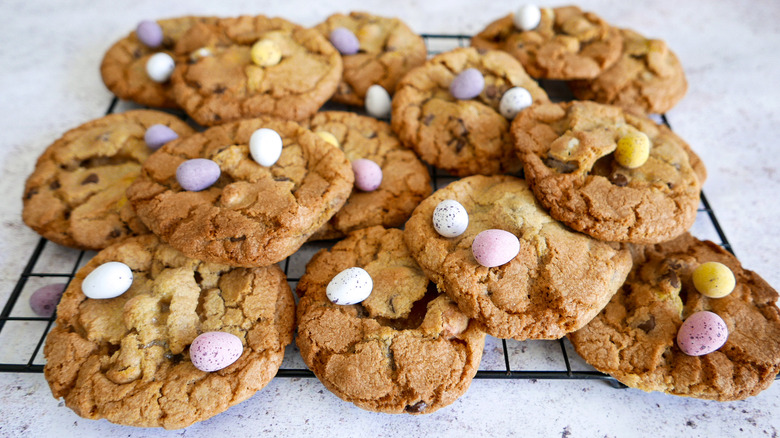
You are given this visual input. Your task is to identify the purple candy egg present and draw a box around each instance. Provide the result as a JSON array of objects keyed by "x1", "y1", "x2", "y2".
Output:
[
  {"x1": 450, "y1": 68, "x2": 485, "y2": 100},
  {"x1": 677, "y1": 311, "x2": 729, "y2": 356},
  {"x1": 190, "y1": 331, "x2": 243, "y2": 372},
  {"x1": 29, "y1": 283, "x2": 67, "y2": 317},
  {"x1": 144, "y1": 124, "x2": 179, "y2": 150},
  {"x1": 329, "y1": 27, "x2": 360, "y2": 55},
  {"x1": 472, "y1": 229, "x2": 520, "y2": 268},
  {"x1": 137, "y1": 20, "x2": 163, "y2": 48},
  {"x1": 176, "y1": 158, "x2": 221, "y2": 192},
  {"x1": 352, "y1": 158, "x2": 382, "y2": 192}
]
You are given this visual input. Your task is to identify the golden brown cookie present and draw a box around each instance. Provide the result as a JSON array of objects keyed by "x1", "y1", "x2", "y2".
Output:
[
  {"x1": 471, "y1": 6, "x2": 623, "y2": 80},
  {"x1": 126, "y1": 117, "x2": 354, "y2": 267},
  {"x1": 569, "y1": 28, "x2": 688, "y2": 114},
  {"x1": 100, "y1": 16, "x2": 221, "y2": 108},
  {"x1": 569, "y1": 233, "x2": 780, "y2": 401},
  {"x1": 403, "y1": 175, "x2": 632, "y2": 340},
  {"x1": 391, "y1": 47, "x2": 549, "y2": 176},
  {"x1": 314, "y1": 11, "x2": 427, "y2": 106},
  {"x1": 305, "y1": 111, "x2": 432, "y2": 240},
  {"x1": 22, "y1": 110, "x2": 195, "y2": 250},
  {"x1": 511, "y1": 101, "x2": 704, "y2": 244},
  {"x1": 43, "y1": 234, "x2": 296, "y2": 429},
  {"x1": 170, "y1": 15, "x2": 342, "y2": 126},
  {"x1": 296, "y1": 226, "x2": 485, "y2": 414}
]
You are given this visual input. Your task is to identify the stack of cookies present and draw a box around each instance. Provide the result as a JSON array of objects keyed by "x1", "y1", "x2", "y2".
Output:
[{"x1": 19, "y1": 5, "x2": 780, "y2": 430}]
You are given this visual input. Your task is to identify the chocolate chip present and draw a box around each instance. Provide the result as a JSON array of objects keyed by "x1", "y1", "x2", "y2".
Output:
[
  {"x1": 638, "y1": 316, "x2": 656, "y2": 333},
  {"x1": 25, "y1": 188, "x2": 38, "y2": 200},
  {"x1": 404, "y1": 401, "x2": 427, "y2": 413},
  {"x1": 49, "y1": 180, "x2": 61, "y2": 190},
  {"x1": 214, "y1": 85, "x2": 226, "y2": 94},
  {"x1": 662, "y1": 271, "x2": 680, "y2": 289},
  {"x1": 423, "y1": 114, "x2": 435, "y2": 126},
  {"x1": 610, "y1": 173, "x2": 628, "y2": 187},
  {"x1": 108, "y1": 229, "x2": 122, "y2": 239},
  {"x1": 193, "y1": 272, "x2": 203, "y2": 284},
  {"x1": 450, "y1": 138, "x2": 467, "y2": 153},
  {"x1": 543, "y1": 157, "x2": 578, "y2": 174},
  {"x1": 485, "y1": 85, "x2": 498, "y2": 99},
  {"x1": 133, "y1": 48, "x2": 143, "y2": 59},
  {"x1": 455, "y1": 118, "x2": 469, "y2": 136},
  {"x1": 81, "y1": 173, "x2": 99, "y2": 185}
]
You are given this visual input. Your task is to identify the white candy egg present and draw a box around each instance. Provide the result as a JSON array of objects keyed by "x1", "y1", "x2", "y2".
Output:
[
  {"x1": 82, "y1": 261, "x2": 133, "y2": 299},
  {"x1": 499, "y1": 87, "x2": 533, "y2": 119},
  {"x1": 249, "y1": 128, "x2": 283, "y2": 167},
  {"x1": 326, "y1": 267, "x2": 373, "y2": 305},
  {"x1": 146, "y1": 52, "x2": 175, "y2": 83},
  {"x1": 365, "y1": 84, "x2": 392, "y2": 119},
  {"x1": 513, "y1": 5, "x2": 542, "y2": 31},
  {"x1": 432, "y1": 199, "x2": 469, "y2": 238}
]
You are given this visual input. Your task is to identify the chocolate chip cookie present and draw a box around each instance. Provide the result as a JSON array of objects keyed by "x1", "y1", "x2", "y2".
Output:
[
  {"x1": 296, "y1": 226, "x2": 485, "y2": 414},
  {"x1": 569, "y1": 233, "x2": 780, "y2": 401},
  {"x1": 403, "y1": 175, "x2": 632, "y2": 340},
  {"x1": 126, "y1": 117, "x2": 354, "y2": 267},
  {"x1": 391, "y1": 47, "x2": 549, "y2": 176},
  {"x1": 22, "y1": 110, "x2": 195, "y2": 250},
  {"x1": 43, "y1": 234, "x2": 296, "y2": 429},
  {"x1": 511, "y1": 101, "x2": 704, "y2": 244}
]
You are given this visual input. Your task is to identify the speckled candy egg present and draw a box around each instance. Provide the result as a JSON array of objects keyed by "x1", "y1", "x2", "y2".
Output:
[
  {"x1": 137, "y1": 20, "x2": 163, "y2": 48},
  {"x1": 450, "y1": 68, "x2": 485, "y2": 100},
  {"x1": 189, "y1": 331, "x2": 243, "y2": 372},
  {"x1": 692, "y1": 261, "x2": 736, "y2": 298},
  {"x1": 249, "y1": 128, "x2": 283, "y2": 167},
  {"x1": 472, "y1": 229, "x2": 520, "y2": 268},
  {"x1": 432, "y1": 199, "x2": 469, "y2": 238},
  {"x1": 326, "y1": 267, "x2": 373, "y2": 305},
  {"x1": 677, "y1": 311, "x2": 729, "y2": 356},
  {"x1": 250, "y1": 39, "x2": 282, "y2": 67},
  {"x1": 176, "y1": 158, "x2": 221, "y2": 191},
  {"x1": 499, "y1": 87, "x2": 533, "y2": 119},
  {"x1": 329, "y1": 27, "x2": 360, "y2": 55},
  {"x1": 82, "y1": 262, "x2": 133, "y2": 299},
  {"x1": 29, "y1": 283, "x2": 67, "y2": 317},
  {"x1": 352, "y1": 158, "x2": 382, "y2": 191},
  {"x1": 365, "y1": 84, "x2": 392, "y2": 119},
  {"x1": 615, "y1": 132, "x2": 651, "y2": 169},
  {"x1": 144, "y1": 124, "x2": 179, "y2": 150},
  {"x1": 146, "y1": 52, "x2": 175, "y2": 83},
  {"x1": 513, "y1": 5, "x2": 542, "y2": 31}
]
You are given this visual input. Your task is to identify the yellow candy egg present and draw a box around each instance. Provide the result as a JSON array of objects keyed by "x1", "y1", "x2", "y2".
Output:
[
  {"x1": 250, "y1": 40, "x2": 282, "y2": 67},
  {"x1": 692, "y1": 261, "x2": 736, "y2": 298},
  {"x1": 614, "y1": 132, "x2": 651, "y2": 169},
  {"x1": 316, "y1": 131, "x2": 340, "y2": 148}
]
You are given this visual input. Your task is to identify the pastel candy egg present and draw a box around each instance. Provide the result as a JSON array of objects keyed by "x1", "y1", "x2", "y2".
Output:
[
  {"x1": 329, "y1": 27, "x2": 360, "y2": 55},
  {"x1": 144, "y1": 124, "x2": 179, "y2": 150},
  {"x1": 190, "y1": 47, "x2": 212, "y2": 62},
  {"x1": 692, "y1": 261, "x2": 736, "y2": 298},
  {"x1": 365, "y1": 84, "x2": 392, "y2": 119},
  {"x1": 190, "y1": 331, "x2": 243, "y2": 372},
  {"x1": 137, "y1": 20, "x2": 163, "y2": 48},
  {"x1": 316, "y1": 131, "x2": 340, "y2": 148},
  {"x1": 29, "y1": 283, "x2": 67, "y2": 317},
  {"x1": 432, "y1": 199, "x2": 469, "y2": 238},
  {"x1": 450, "y1": 68, "x2": 485, "y2": 100},
  {"x1": 249, "y1": 128, "x2": 283, "y2": 167},
  {"x1": 82, "y1": 262, "x2": 133, "y2": 299},
  {"x1": 326, "y1": 267, "x2": 373, "y2": 305},
  {"x1": 513, "y1": 5, "x2": 542, "y2": 31},
  {"x1": 146, "y1": 52, "x2": 175, "y2": 83},
  {"x1": 677, "y1": 311, "x2": 729, "y2": 356},
  {"x1": 499, "y1": 87, "x2": 533, "y2": 119},
  {"x1": 352, "y1": 158, "x2": 382, "y2": 191},
  {"x1": 176, "y1": 158, "x2": 221, "y2": 191},
  {"x1": 472, "y1": 229, "x2": 520, "y2": 268},
  {"x1": 615, "y1": 132, "x2": 651, "y2": 169},
  {"x1": 250, "y1": 39, "x2": 282, "y2": 67}
]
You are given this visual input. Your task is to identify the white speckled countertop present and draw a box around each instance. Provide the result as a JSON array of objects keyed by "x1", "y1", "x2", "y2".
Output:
[{"x1": 1, "y1": 0, "x2": 779, "y2": 436}]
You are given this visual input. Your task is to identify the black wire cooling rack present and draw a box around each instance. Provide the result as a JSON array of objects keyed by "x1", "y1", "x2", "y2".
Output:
[{"x1": 0, "y1": 34, "x2": 743, "y2": 389}]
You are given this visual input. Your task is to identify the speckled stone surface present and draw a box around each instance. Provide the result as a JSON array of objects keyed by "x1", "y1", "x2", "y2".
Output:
[{"x1": 1, "y1": 0, "x2": 779, "y2": 436}]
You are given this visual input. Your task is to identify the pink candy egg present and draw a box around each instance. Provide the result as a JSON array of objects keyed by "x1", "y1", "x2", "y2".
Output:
[
  {"x1": 190, "y1": 331, "x2": 243, "y2": 372},
  {"x1": 352, "y1": 158, "x2": 382, "y2": 191},
  {"x1": 329, "y1": 27, "x2": 360, "y2": 55},
  {"x1": 450, "y1": 68, "x2": 485, "y2": 100},
  {"x1": 176, "y1": 158, "x2": 221, "y2": 191},
  {"x1": 677, "y1": 311, "x2": 729, "y2": 356},
  {"x1": 29, "y1": 283, "x2": 67, "y2": 317},
  {"x1": 471, "y1": 229, "x2": 520, "y2": 268},
  {"x1": 137, "y1": 20, "x2": 163, "y2": 48}
]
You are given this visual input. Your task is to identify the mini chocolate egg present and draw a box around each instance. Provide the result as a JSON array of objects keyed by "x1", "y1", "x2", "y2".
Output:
[
  {"x1": 352, "y1": 158, "x2": 382, "y2": 191},
  {"x1": 189, "y1": 331, "x2": 243, "y2": 372},
  {"x1": 82, "y1": 262, "x2": 133, "y2": 299},
  {"x1": 450, "y1": 68, "x2": 485, "y2": 100},
  {"x1": 176, "y1": 158, "x2": 221, "y2": 191},
  {"x1": 144, "y1": 124, "x2": 179, "y2": 150},
  {"x1": 250, "y1": 39, "x2": 282, "y2": 67},
  {"x1": 615, "y1": 132, "x2": 651, "y2": 169},
  {"x1": 316, "y1": 131, "x2": 340, "y2": 148},
  {"x1": 190, "y1": 47, "x2": 212, "y2": 62},
  {"x1": 432, "y1": 199, "x2": 469, "y2": 238},
  {"x1": 677, "y1": 311, "x2": 729, "y2": 356},
  {"x1": 692, "y1": 261, "x2": 736, "y2": 298},
  {"x1": 326, "y1": 267, "x2": 373, "y2": 305},
  {"x1": 513, "y1": 5, "x2": 542, "y2": 31},
  {"x1": 472, "y1": 229, "x2": 520, "y2": 268},
  {"x1": 29, "y1": 283, "x2": 67, "y2": 317},
  {"x1": 365, "y1": 84, "x2": 392, "y2": 119},
  {"x1": 329, "y1": 27, "x2": 360, "y2": 55},
  {"x1": 249, "y1": 128, "x2": 283, "y2": 167},
  {"x1": 146, "y1": 52, "x2": 175, "y2": 83},
  {"x1": 137, "y1": 20, "x2": 163, "y2": 48},
  {"x1": 499, "y1": 87, "x2": 533, "y2": 119}
]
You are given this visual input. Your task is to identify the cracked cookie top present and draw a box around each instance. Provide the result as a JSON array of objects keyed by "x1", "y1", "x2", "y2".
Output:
[
  {"x1": 296, "y1": 226, "x2": 485, "y2": 414},
  {"x1": 126, "y1": 117, "x2": 354, "y2": 267},
  {"x1": 305, "y1": 111, "x2": 432, "y2": 240},
  {"x1": 22, "y1": 110, "x2": 195, "y2": 250},
  {"x1": 170, "y1": 15, "x2": 342, "y2": 126},
  {"x1": 403, "y1": 175, "x2": 632, "y2": 340},
  {"x1": 471, "y1": 6, "x2": 623, "y2": 80},
  {"x1": 391, "y1": 47, "x2": 549, "y2": 176},
  {"x1": 511, "y1": 101, "x2": 705, "y2": 244},
  {"x1": 569, "y1": 233, "x2": 780, "y2": 401},
  {"x1": 43, "y1": 234, "x2": 296, "y2": 429},
  {"x1": 314, "y1": 11, "x2": 427, "y2": 106}
]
